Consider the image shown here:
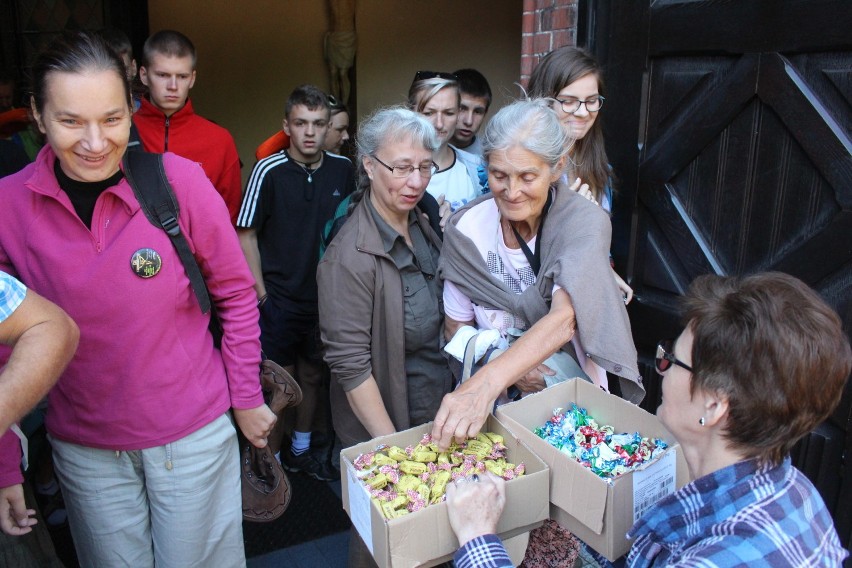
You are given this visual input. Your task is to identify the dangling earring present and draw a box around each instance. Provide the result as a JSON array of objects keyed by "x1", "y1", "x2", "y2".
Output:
[{"x1": 699, "y1": 417, "x2": 706, "y2": 426}]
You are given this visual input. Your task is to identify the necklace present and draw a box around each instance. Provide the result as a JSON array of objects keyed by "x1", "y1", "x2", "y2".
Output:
[{"x1": 292, "y1": 156, "x2": 322, "y2": 183}]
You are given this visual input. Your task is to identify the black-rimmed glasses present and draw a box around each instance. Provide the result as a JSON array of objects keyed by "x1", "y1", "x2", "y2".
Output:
[
  {"x1": 655, "y1": 339, "x2": 693, "y2": 373},
  {"x1": 554, "y1": 95, "x2": 605, "y2": 114},
  {"x1": 413, "y1": 70, "x2": 458, "y2": 83},
  {"x1": 371, "y1": 155, "x2": 438, "y2": 179}
]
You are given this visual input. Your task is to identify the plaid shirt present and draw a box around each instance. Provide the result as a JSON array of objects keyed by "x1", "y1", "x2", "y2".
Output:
[
  {"x1": 454, "y1": 534, "x2": 513, "y2": 568},
  {"x1": 627, "y1": 457, "x2": 848, "y2": 567},
  {"x1": 0, "y1": 271, "x2": 26, "y2": 323}
]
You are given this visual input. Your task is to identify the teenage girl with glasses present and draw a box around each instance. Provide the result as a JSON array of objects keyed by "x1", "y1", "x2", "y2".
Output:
[{"x1": 528, "y1": 47, "x2": 634, "y2": 304}]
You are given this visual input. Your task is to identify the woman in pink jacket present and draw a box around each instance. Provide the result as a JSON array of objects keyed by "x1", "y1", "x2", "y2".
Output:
[{"x1": 0, "y1": 32, "x2": 274, "y2": 567}]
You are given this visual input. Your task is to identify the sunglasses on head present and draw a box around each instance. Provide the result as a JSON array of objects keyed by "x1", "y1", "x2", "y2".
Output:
[
  {"x1": 327, "y1": 94, "x2": 343, "y2": 110},
  {"x1": 413, "y1": 70, "x2": 458, "y2": 83},
  {"x1": 655, "y1": 339, "x2": 693, "y2": 374}
]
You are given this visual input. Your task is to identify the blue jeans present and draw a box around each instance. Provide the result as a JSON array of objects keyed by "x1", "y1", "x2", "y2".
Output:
[{"x1": 51, "y1": 413, "x2": 245, "y2": 567}]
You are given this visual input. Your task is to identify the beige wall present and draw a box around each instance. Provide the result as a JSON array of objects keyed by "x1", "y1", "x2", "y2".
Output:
[{"x1": 147, "y1": 0, "x2": 521, "y2": 185}]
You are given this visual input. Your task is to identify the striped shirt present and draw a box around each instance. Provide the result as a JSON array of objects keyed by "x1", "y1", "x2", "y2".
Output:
[{"x1": 0, "y1": 271, "x2": 26, "y2": 323}]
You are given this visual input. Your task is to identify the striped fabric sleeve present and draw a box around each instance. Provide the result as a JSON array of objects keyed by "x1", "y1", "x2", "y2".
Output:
[
  {"x1": 236, "y1": 153, "x2": 288, "y2": 228},
  {"x1": 453, "y1": 534, "x2": 514, "y2": 568}
]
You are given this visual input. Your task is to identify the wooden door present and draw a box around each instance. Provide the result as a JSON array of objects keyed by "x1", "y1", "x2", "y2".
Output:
[{"x1": 586, "y1": 0, "x2": 852, "y2": 546}]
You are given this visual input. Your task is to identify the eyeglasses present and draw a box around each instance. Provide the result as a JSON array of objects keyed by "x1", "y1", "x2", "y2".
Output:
[
  {"x1": 554, "y1": 95, "x2": 605, "y2": 114},
  {"x1": 655, "y1": 339, "x2": 693, "y2": 374},
  {"x1": 413, "y1": 71, "x2": 458, "y2": 83},
  {"x1": 371, "y1": 155, "x2": 438, "y2": 179}
]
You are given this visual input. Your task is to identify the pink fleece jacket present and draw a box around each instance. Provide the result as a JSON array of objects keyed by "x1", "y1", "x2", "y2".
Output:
[
  {"x1": 0, "y1": 430, "x2": 22, "y2": 488},
  {"x1": 0, "y1": 147, "x2": 263, "y2": 454}
]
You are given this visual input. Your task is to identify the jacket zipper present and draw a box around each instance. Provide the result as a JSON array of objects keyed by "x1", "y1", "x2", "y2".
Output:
[
  {"x1": 92, "y1": 195, "x2": 108, "y2": 252},
  {"x1": 164, "y1": 116, "x2": 170, "y2": 151}
]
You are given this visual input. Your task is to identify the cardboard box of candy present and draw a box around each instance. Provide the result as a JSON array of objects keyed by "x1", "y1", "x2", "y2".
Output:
[
  {"x1": 340, "y1": 416, "x2": 549, "y2": 568},
  {"x1": 496, "y1": 379, "x2": 690, "y2": 561}
]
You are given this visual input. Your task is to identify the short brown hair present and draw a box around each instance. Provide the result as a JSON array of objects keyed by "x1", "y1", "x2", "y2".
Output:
[
  {"x1": 683, "y1": 272, "x2": 851, "y2": 466},
  {"x1": 142, "y1": 30, "x2": 196, "y2": 68},
  {"x1": 285, "y1": 84, "x2": 329, "y2": 119}
]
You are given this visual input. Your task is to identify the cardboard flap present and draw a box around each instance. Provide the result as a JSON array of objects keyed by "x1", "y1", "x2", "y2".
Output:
[
  {"x1": 340, "y1": 418, "x2": 550, "y2": 567},
  {"x1": 554, "y1": 461, "x2": 608, "y2": 534}
]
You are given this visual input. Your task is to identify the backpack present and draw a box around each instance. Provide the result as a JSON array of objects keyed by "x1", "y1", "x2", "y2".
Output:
[
  {"x1": 121, "y1": 151, "x2": 296, "y2": 522},
  {"x1": 121, "y1": 151, "x2": 212, "y2": 314}
]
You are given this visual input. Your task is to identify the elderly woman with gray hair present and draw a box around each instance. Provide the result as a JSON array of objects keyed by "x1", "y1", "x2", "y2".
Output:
[
  {"x1": 318, "y1": 106, "x2": 453, "y2": 567},
  {"x1": 432, "y1": 99, "x2": 643, "y2": 450},
  {"x1": 318, "y1": 106, "x2": 452, "y2": 448}
]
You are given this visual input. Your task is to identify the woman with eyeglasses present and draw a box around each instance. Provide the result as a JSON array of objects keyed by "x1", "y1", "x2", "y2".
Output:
[
  {"x1": 408, "y1": 71, "x2": 482, "y2": 213},
  {"x1": 432, "y1": 99, "x2": 643, "y2": 451},
  {"x1": 448, "y1": 272, "x2": 851, "y2": 567},
  {"x1": 528, "y1": 46, "x2": 634, "y2": 303},
  {"x1": 318, "y1": 106, "x2": 452, "y2": 566}
]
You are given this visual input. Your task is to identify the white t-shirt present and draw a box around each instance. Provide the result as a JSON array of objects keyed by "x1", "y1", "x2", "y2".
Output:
[
  {"x1": 443, "y1": 199, "x2": 559, "y2": 336},
  {"x1": 425, "y1": 149, "x2": 479, "y2": 211}
]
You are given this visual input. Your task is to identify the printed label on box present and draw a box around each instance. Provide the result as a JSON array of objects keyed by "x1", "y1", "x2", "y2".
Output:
[
  {"x1": 347, "y1": 467, "x2": 374, "y2": 554},
  {"x1": 632, "y1": 448, "x2": 677, "y2": 524}
]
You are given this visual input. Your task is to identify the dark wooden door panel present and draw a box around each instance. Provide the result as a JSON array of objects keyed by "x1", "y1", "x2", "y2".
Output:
[{"x1": 590, "y1": 0, "x2": 852, "y2": 547}]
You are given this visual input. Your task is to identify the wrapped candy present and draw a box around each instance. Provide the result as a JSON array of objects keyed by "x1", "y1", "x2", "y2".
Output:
[
  {"x1": 352, "y1": 432, "x2": 524, "y2": 518},
  {"x1": 535, "y1": 403, "x2": 668, "y2": 479}
]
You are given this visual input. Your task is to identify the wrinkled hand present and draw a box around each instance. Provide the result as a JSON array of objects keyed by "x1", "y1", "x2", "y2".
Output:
[
  {"x1": 569, "y1": 177, "x2": 598, "y2": 206},
  {"x1": 0, "y1": 484, "x2": 37, "y2": 536},
  {"x1": 447, "y1": 472, "x2": 506, "y2": 546},
  {"x1": 514, "y1": 363, "x2": 553, "y2": 394},
  {"x1": 437, "y1": 194, "x2": 452, "y2": 229},
  {"x1": 431, "y1": 373, "x2": 500, "y2": 451},
  {"x1": 234, "y1": 404, "x2": 277, "y2": 448},
  {"x1": 612, "y1": 269, "x2": 634, "y2": 304}
]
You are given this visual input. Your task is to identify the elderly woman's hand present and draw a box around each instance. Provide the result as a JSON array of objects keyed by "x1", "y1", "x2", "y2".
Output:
[
  {"x1": 514, "y1": 363, "x2": 554, "y2": 394},
  {"x1": 447, "y1": 472, "x2": 506, "y2": 546},
  {"x1": 233, "y1": 403, "x2": 277, "y2": 448},
  {"x1": 612, "y1": 268, "x2": 634, "y2": 304},
  {"x1": 431, "y1": 369, "x2": 504, "y2": 451}
]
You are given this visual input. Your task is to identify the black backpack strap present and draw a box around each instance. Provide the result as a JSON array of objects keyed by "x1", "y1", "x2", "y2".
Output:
[
  {"x1": 122, "y1": 151, "x2": 212, "y2": 314},
  {"x1": 126, "y1": 122, "x2": 143, "y2": 152}
]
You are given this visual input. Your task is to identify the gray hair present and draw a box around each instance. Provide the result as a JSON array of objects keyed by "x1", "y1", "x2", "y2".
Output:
[
  {"x1": 407, "y1": 77, "x2": 460, "y2": 113},
  {"x1": 481, "y1": 98, "x2": 571, "y2": 171},
  {"x1": 351, "y1": 106, "x2": 440, "y2": 206}
]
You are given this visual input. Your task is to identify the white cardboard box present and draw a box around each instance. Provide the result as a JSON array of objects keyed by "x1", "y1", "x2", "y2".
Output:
[
  {"x1": 340, "y1": 416, "x2": 549, "y2": 568},
  {"x1": 496, "y1": 379, "x2": 690, "y2": 561}
]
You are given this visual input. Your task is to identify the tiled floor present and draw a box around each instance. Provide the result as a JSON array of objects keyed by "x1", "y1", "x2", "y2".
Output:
[
  {"x1": 247, "y1": 530, "x2": 349, "y2": 568},
  {"x1": 246, "y1": 478, "x2": 349, "y2": 567}
]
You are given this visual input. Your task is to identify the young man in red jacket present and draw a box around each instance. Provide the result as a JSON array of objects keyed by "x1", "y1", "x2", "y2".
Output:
[{"x1": 133, "y1": 30, "x2": 242, "y2": 224}]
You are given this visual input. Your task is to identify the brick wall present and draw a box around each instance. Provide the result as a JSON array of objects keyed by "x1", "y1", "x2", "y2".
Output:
[{"x1": 521, "y1": 0, "x2": 578, "y2": 86}]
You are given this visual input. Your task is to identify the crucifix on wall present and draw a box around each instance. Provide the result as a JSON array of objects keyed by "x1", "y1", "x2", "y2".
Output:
[{"x1": 324, "y1": 0, "x2": 356, "y2": 107}]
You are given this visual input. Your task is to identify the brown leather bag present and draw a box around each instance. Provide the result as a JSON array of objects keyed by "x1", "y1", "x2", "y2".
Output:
[{"x1": 240, "y1": 359, "x2": 303, "y2": 522}]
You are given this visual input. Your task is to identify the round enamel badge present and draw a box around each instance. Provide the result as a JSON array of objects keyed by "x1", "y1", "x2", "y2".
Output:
[{"x1": 130, "y1": 248, "x2": 162, "y2": 278}]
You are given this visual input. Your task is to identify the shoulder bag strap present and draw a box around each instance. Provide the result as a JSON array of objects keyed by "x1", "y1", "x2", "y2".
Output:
[{"x1": 510, "y1": 189, "x2": 553, "y2": 277}]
